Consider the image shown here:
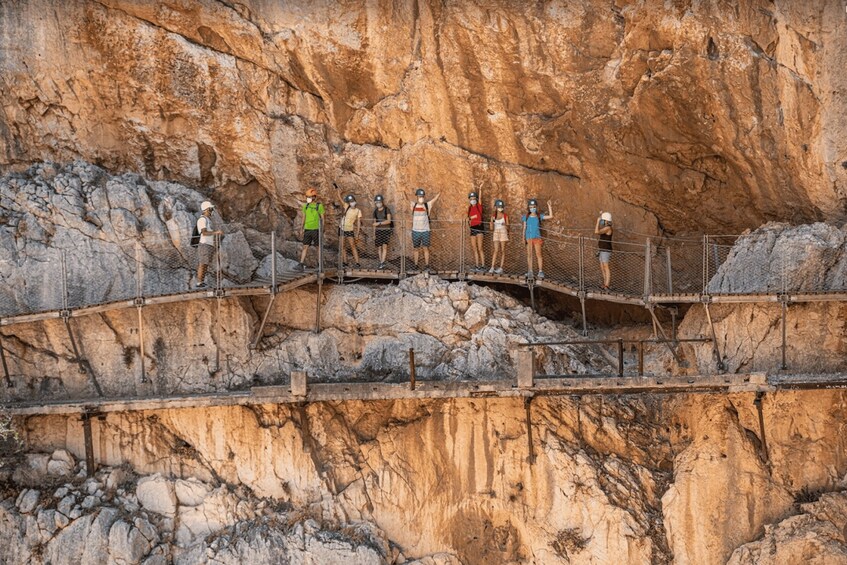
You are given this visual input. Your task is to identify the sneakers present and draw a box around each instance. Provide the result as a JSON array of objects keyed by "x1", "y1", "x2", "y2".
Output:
[
  {"x1": 495, "y1": 267, "x2": 503, "y2": 275},
  {"x1": 526, "y1": 271, "x2": 534, "y2": 278},
  {"x1": 488, "y1": 267, "x2": 495, "y2": 274},
  {"x1": 354, "y1": 263, "x2": 361, "y2": 269},
  {"x1": 195, "y1": 281, "x2": 207, "y2": 289},
  {"x1": 537, "y1": 271, "x2": 545, "y2": 279},
  {"x1": 378, "y1": 262, "x2": 385, "y2": 270},
  {"x1": 294, "y1": 262, "x2": 305, "y2": 272}
]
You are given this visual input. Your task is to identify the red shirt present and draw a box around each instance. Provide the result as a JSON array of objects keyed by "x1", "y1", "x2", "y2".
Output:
[{"x1": 468, "y1": 203, "x2": 483, "y2": 227}]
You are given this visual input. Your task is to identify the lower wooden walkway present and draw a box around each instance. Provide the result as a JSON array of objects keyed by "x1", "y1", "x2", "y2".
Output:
[{"x1": 4, "y1": 371, "x2": 846, "y2": 417}]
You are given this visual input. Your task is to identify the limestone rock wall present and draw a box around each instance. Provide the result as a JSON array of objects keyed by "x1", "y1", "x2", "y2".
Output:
[
  {"x1": 7, "y1": 390, "x2": 847, "y2": 564},
  {"x1": 1, "y1": 1, "x2": 845, "y2": 236}
]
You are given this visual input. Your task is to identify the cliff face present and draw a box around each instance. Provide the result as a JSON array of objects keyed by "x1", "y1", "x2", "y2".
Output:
[
  {"x1": 2, "y1": 0, "x2": 846, "y2": 236},
  {"x1": 5, "y1": 391, "x2": 847, "y2": 564}
]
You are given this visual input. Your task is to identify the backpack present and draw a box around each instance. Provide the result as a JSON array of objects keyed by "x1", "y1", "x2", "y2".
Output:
[
  {"x1": 374, "y1": 206, "x2": 393, "y2": 229},
  {"x1": 190, "y1": 223, "x2": 201, "y2": 247}
]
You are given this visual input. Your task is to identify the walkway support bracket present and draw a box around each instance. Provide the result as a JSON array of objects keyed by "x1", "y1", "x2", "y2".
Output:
[
  {"x1": 81, "y1": 409, "x2": 98, "y2": 477},
  {"x1": 702, "y1": 298, "x2": 725, "y2": 373},
  {"x1": 524, "y1": 395, "x2": 536, "y2": 465},
  {"x1": 753, "y1": 392, "x2": 770, "y2": 464},
  {"x1": 0, "y1": 332, "x2": 13, "y2": 388},
  {"x1": 250, "y1": 295, "x2": 277, "y2": 350}
]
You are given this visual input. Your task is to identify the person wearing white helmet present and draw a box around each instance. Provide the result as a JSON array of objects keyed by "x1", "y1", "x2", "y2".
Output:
[
  {"x1": 409, "y1": 187, "x2": 440, "y2": 273},
  {"x1": 195, "y1": 200, "x2": 223, "y2": 289},
  {"x1": 595, "y1": 211, "x2": 613, "y2": 290},
  {"x1": 335, "y1": 186, "x2": 362, "y2": 268}
]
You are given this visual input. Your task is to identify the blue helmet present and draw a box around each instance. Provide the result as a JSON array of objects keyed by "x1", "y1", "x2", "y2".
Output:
[
  {"x1": 344, "y1": 194, "x2": 355, "y2": 203},
  {"x1": 415, "y1": 188, "x2": 426, "y2": 197}
]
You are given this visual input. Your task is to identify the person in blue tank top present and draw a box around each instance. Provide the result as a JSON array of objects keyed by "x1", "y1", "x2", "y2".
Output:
[{"x1": 521, "y1": 198, "x2": 554, "y2": 279}]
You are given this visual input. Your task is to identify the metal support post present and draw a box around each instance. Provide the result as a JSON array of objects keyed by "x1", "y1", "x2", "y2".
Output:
[
  {"x1": 644, "y1": 238, "x2": 652, "y2": 298},
  {"x1": 0, "y1": 334, "x2": 13, "y2": 387},
  {"x1": 617, "y1": 338, "x2": 624, "y2": 377},
  {"x1": 215, "y1": 234, "x2": 223, "y2": 291},
  {"x1": 459, "y1": 218, "x2": 466, "y2": 277},
  {"x1": 524, "y1": 395, "x2": 536, "y2": 465},
  {"x1": 670, "y1": 307, "x2": 678, "y2": 343},
  {"x1": 135, "y1": 242, "x2": 147, "y2": 383},
  {"x1": 528, "y1": 281, "x2": 536, "y2": 312},
  {"x1": 270, "y1": 231, "x2": 277, "y2": 290},
  {"x1": 409, "y1": 348, "x2": 416, "y2": 390},
  {"x1": 780, "y1": 298, "x2": 788, "y2": 371},
  {"x1": 81, "y1": 411, "x2": 96, "y2": 477},
  {"x1": 250, "y1": 295, "x2": 277, "y2": 350},
  {"x1": 316, "y1": 220, "x2": 323, "y2": 333},
  {"x1": 400, "y1": 218, "x2": 406, "y2": 278},
  {"x1": 578, "y1": 236, "x2": 585, "y2": 293},
  {"x1": 753, "y1": 392, "x2": 770, "y2": 464},
  {"x1": 214, "y1": 298, "x2": 222, "y2": 374},
  {"x1": 579, "y1": 292, "x2": 588, "y2": 337},
  {"x1": 647, "y1": 306, "x2": 682, "y2": 364},
  {"x1": 637, "y1": 341, "x2": 644, "y2": 376},
  {"x1": 666, "y1": 246, "x2": 673, "y2": 294},
  {"x1": 702, "y1": 235, "x2": 709, "y2": 294}
]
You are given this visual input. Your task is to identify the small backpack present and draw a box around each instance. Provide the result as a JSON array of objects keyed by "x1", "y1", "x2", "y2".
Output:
[
  {"x1": 190, "y1": 223, "x2": 201, "y2": 247},
  {"x1": 374, "y1": 206, "x2": 393, "y2": 229}
]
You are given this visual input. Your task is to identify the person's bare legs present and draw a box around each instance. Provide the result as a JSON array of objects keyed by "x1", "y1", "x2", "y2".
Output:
[
  {"x1": 498, "y1": 242, "x2": 506, "y2": 270},
  {"x1": 299, "y1": 246, "x2": 309, "y2": 264},
  {"x1": 490, "y1": 244, "x2": 499, "y2": 270},
  {"x1": 349, "y1": 239, "x2": 360, "y2": 264},
  {"x1": 423, "y1": 247, "x2": 430, "y2": 267},
  {"x1": 526, "y1": 242, "x2": 533, "y2": 273},
  {"x1": 472, "y1": 235, "x2": 484, "y2": 267},
  {"x1": 601, "y1": 262, "x2": 611, "y2": 287},
  {"x1": 340, "y1": 235, "x2": 347, "y2": 264},
  {"x1": 197, "y1": 263, "x2": 207, "y2": 284},
  {"x1": 379, "y1": 245, "x2": 387, "y2": 264},
  {"x1": 413, "y1": 247, "x2": 420, "y2": 268},
  {"x1": 535, "y1": 243, "x2": 544, "y2": 273}
]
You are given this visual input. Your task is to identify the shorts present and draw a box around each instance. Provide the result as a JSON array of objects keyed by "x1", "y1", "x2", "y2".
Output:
[
  {"x1": 197, "y1": 243, "x2": 215, "y2": 267},
  {"x1": 303, "y1": 229, "x2": 319, "y2": 247},
  {"x1": 493, "y1": 228, "x2": 509, "y2": 242},
  {"x1": 342, "y1": 230, "x2": 355, "y2": 238},
  {"x1": 526, "y1": 238, "x2": 542, "y2": 246},
  {"x1": 412, "y1": 230, "x2": 431, "y2": 248},
  {"x1": 470, "y1": 225, "x2": 484, "y2": 236},
  {"x1": 599, "y1": 250, "x2": 611, "y2": 264},
  {"x1": 375, "y1": 229, "x2": 393, "y2": 247}
]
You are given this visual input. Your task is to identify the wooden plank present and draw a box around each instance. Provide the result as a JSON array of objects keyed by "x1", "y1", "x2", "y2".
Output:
[{"x1": 11, "y1": 371, "x2": 847, "y2": 417}]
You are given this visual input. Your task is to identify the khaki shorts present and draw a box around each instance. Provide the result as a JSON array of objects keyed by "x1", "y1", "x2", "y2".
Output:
[{"x1": 197, "y1": 243, "x2": 215, "y2": 267}]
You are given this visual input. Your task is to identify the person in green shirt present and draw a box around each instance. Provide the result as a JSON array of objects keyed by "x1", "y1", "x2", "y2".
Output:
[{"x1": 297, "y1": 187, "x2": 325, "y2": 270}]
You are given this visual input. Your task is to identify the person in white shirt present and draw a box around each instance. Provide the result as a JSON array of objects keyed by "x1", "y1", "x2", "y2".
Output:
[
  {"x1": 409, "y1": 188, "x2": 440, "y2": 272},
  {"x1": 195, "y1": 200, "x2": 223, "y2": 288}
]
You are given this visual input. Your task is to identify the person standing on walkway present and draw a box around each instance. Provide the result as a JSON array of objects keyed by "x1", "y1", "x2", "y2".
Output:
[
  {"x1": 522, "y1": 198, "x2": 554, "y2": 279},
  {"x1": 467, "y1": 191, "x2": 485, "y2": 271},
  {"x1": 372, "y1": 194, "x2": 393, "y2": 269},
  {"x1": 336, "y1": 189, "x2": 362, "y2": 268},
  {"x1": 410, "y1": 188, "x2": 440, "y2": 272},
  {"x1": 297, "y1": 187, "x2": 325, "y2": 270},
  {"x1": 195, "y1": 200, "x2": 223, "y2": 288},
  {"x1": 489, "y1": 199, "x2": 509, "y2": 274},
  {"x1": 595, "y1": 211, "x2": 613, "y2": 289}
]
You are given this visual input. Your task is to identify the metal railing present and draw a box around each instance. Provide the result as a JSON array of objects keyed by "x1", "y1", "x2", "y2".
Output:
[{"x1": 0, "y1": 219, "x2": 845, "y2": 322}]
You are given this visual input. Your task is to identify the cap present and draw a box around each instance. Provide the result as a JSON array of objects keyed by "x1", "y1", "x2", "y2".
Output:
[
  {"x1": 601, "y1": 212, "x2": 612, "y2": 222},
  {"x1": 201, "y1": 201, "x2": 215, "y2": 211},
  {"x1": 468, "y1": 192, "x2": 478, "y2": 199},
  {"x1": 374, "y1": 194, "x2": 384, "y2": 202},
  {"x1": 415, "y1": 188, "x2": 426, "y2": 197}
]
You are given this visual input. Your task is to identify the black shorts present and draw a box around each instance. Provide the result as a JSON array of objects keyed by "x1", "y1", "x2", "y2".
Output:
[
  {"x1": 375, "y1": 229, "x2": 393, "y2": 247},
  {"x1": 342, "y1": 230, "x2": 355, "y2": 238},
  {"x1": 303, "y1": 229, "x2": 319, "y2": 247},
  {"x1": 470, "y1": 225, "x2": 484, "y2": 236}
]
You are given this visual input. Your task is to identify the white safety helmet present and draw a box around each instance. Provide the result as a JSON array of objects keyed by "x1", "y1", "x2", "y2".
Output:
[
  {"x1": 601, "y1": 212, "x2": 612, "y2": 222},
  {"x1": 201, "y1": 200, "x2": 215, "y2": 211}
]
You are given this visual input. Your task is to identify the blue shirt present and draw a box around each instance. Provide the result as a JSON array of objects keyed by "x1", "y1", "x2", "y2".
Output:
[{"x1": 522, "y1": 213, "x2": 544, "y2": 239}]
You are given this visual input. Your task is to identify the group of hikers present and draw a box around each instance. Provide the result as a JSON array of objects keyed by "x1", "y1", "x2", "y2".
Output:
[{"x1": 193, "y1": 189, "x2": 614, "y2": 289}]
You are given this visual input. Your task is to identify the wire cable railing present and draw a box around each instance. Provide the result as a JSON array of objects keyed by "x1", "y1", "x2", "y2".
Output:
[{"x1": 0, "y1": 219, "x2": 845, "y2": 323}]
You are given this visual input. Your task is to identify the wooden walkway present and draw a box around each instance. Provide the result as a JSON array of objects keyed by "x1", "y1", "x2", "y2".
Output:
[{"x1": 4, "y1": 372, "x2": 847, "y2": 416}]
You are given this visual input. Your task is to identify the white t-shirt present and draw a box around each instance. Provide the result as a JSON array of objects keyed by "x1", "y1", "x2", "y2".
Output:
[{"x1": 197, "y1": 216, "x2": 215, "y2": 246}]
